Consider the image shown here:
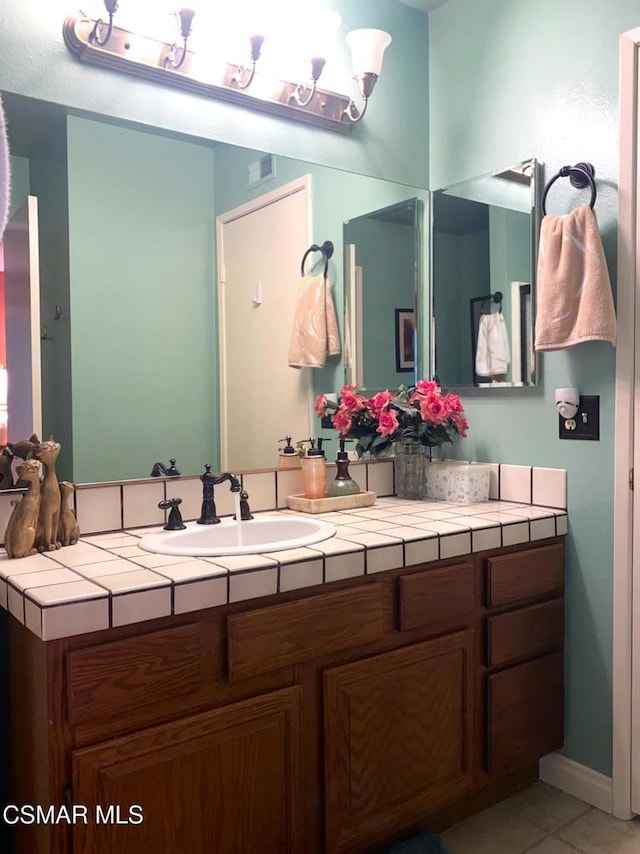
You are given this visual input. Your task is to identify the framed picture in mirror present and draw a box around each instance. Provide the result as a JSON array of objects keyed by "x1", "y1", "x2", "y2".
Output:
[{"x1": 395, "y1": 308, "x2": 415, "y2": 372}]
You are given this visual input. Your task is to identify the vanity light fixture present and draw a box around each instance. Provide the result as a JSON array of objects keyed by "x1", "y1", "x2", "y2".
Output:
[
  {"x1": 164, "y1": 7, "x2": 196, "y2": 71},
  {"x1": 63, "y1": 2, "x2": 392, "y2": 133}
]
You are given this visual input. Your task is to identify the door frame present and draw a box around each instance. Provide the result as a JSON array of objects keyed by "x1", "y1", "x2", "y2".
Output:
[
  {"x1": 216, "y1": 175, "x2": 312, "y2": 469},
  {"x1": 613, "y1": 25, "x2": 640, "y2": 821}
]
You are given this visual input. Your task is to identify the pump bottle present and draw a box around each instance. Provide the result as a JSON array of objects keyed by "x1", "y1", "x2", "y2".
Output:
[
  {"x1": 301, "y1": 438, "x2": 328, "y2": 499},
  {"x1": 327, "y1": 439, "x2": 360, "y2": 497}
]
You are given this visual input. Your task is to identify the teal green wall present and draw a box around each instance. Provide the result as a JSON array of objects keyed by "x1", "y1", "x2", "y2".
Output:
[
  {"x1": 7, "y1": 155, "x2": 29, "y2": 219},
  {"x1": 429, "y1": 0, "x2": 640, "y2": 777},
  {"x1": 29, "y1": 121, "x2": 73, "y2": 479},
  {"x1": 0, "y1": 0, "x2": 428, "y2": 188},
  {"x1": 66, "y1": 117, "x2": 217, "y2": 481},
  {"x1": 343, "y1": 216, "x2": 415, "y2": 389}
]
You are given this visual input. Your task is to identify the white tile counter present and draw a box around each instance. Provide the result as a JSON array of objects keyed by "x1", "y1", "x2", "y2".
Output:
[{"x1": 0, "y1": 497, "x2": 568, "y2": 641}]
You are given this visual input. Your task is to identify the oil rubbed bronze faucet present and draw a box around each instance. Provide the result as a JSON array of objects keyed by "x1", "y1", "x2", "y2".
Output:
[{"x1": 197, "y1": 464, "x2": 243, "y2": 525}]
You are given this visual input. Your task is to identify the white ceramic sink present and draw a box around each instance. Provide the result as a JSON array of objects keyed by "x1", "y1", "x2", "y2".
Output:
[{"x1": 139, "y1": 515, "x2": 336, "y2": 557}]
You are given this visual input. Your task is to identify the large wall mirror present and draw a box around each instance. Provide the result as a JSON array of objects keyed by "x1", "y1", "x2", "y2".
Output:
[
  {"x1": 1, "y1": 93, "x2": 429, "y2": 482},
  {"x1": 431, "y1": 158, "x2": 541, "y2": 390},
  {"x1": 343, "y1": 197, "x2": 424, "y2": 391}
]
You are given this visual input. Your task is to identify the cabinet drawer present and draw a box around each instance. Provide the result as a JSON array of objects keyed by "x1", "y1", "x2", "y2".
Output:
[
  {"x1": 399, "y1": 562, "x2": 475, "y2": 632},
  {"x1": 66, "y1": 624, "x2": 206, "y2": 724},
  {"x1": 487, "y1": 599, "x2": 564, "y2": 668},
  {"x1": 487, "y1": 651, "x2": 564, "y2": 774},
  {"x1": 227, "y1": 584, "x2": 384, "y2": 681},
  {"x1": 486, "y1": 542, "x2": 564, "y2": 608}
]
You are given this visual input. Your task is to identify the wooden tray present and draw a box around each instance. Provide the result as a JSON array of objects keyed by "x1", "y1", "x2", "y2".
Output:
[{"x1": 286, "y1": 491, "x2": 376, "y2": 514}]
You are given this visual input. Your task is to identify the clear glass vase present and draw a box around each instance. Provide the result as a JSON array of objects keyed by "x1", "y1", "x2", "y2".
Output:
[{"x1": 392, "y1": 440, "x2": 429, "y2": 500}]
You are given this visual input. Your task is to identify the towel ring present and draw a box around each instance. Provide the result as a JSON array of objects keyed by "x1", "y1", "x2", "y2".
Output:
[
  {"x1": 300, "y1": 240, "x2": 334, "y2": 278},
  {"x1": 541, "y1": 162, "x2": 596, "y2": 216}
]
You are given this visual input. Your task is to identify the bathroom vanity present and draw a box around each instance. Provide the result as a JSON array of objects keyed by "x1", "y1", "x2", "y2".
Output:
[{"x1": 7, "y1": 531, "x2": 565, "y2": 854}]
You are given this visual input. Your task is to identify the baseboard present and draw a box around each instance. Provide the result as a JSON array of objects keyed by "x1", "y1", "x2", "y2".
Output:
[{"x1": 539, "y1": 753, "x2": 613, "y2": 813}]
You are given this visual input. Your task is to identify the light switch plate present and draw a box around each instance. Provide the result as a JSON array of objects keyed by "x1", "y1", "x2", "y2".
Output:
[{"x1": 559, "y1": 395, "x2": 599, "y2": 440}]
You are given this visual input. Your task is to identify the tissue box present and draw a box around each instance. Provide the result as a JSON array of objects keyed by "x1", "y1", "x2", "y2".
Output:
[{"x1": 425, "y1": 461, "x2": 491, "y2": 504}]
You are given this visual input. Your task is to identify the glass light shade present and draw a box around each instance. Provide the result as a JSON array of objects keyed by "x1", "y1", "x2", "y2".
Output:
[{"x1": 345, "y1": 28, "x2": 392, "y2": 77}]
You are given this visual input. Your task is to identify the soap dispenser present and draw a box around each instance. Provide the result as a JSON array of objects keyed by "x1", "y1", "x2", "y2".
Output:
[
  {"x1": 327, "y1": 439, "x2": 361, "y2": 497},
  {"x1": 278, "y1": 436, "x2": 300, "y2": 469},
  {"x1": 301, "y1": 438, "x2": 328, "y2": 499}
]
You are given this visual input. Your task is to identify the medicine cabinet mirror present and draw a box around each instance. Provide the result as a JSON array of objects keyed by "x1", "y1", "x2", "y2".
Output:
[{"x1": 431, "y1": 158, "x2": 541, "y2": 390}]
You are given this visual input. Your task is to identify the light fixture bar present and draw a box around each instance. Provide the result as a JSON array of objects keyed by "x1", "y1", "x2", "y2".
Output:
[{"x1": 63, "y1": 15, "x2": 354, "y2": 134}]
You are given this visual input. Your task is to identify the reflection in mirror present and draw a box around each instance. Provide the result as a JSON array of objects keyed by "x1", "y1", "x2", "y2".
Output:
[
  {"x1": 2, "y1": 93, "x2": 429, "y2": 481},
  {"x1": 343, "y1": 197, "x2": 423, "y2": 391},
  {"x1": 431, "y1": 158, "x2": 541, "y2": 390}
]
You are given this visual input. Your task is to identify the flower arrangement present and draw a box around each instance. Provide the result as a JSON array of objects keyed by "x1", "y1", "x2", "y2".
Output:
[{"x1": 314, "y1": 381, "x2": 469, "y2": 458}]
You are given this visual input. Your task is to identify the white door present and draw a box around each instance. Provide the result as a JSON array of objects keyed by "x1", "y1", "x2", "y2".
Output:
[
  {"x1": 3, "y1": 196, "x2": 41, "y2": 442},
  {"x1": 217, "y1": 177, "x2": 312, "y2": 470}
]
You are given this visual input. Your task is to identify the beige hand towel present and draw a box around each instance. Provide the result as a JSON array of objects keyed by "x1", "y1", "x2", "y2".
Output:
[
  {"x1": 534, "y1": 204, "x2": 616, "y2": 351},
  {"x1": 288, "y1": 273, "x2": 341, "y2": 368}
]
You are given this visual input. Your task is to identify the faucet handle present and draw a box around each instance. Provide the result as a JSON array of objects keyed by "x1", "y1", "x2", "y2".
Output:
[
  {"x1": 159, "y1": 497, "x2": 186, "y2": 531},
  {"x1": 239, "y1": 490, "x2": 254, "y2": 520}
]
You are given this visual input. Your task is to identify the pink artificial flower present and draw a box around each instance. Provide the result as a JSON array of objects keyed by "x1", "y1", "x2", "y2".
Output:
[
  {"x1": 367, "y1": 390, "x2": 393, "y2": 417},
  {"x1": 414, "y1": 380, "x2": 441, "y2": 396},
  {"x1": 332, "y1": 407, "x2": 353, "y2": 436},
  {"x1": 377, "y1": 409, "x2": 399, "y2": 437},
  {"x1": 314, "y1": 394, "x2": 328, "y2": 416},
  {"x1": 419, "y1": 392, "x2": 448, "y2": 425},
  {"x1": 340, "y1": 390, "x2": 366, "y2": 413},
  {"x1": 443, "y1": 393, "x2": 464, "y2": 414},
  {"x1": 452, "y1": 413, "x2": 469, "y2": 437}
]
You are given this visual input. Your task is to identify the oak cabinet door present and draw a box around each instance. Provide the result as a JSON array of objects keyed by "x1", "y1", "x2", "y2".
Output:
[
  {"x1": 323, "y1": 631, "x2": 474, "y2": 853},
  {"x1": 487, "y1": 651, "x2": 564, "y2": 774},
  {"x1": 72, "y1": 686, "x2": 303, "y2": 854}
]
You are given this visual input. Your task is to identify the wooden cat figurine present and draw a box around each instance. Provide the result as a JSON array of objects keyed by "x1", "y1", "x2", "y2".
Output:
[
  {"x1": 58, "y1": 481, "x2": 80, "y2": 547},
  {"x1": 7, "y1": 433, "x2": 40, "y2": 461},
  {"x1": 35, "y1": 438, "x2": 61, "y2": 552},
  {"x1": 4, "y1": 459, "x2": 41, "y2": 558}
]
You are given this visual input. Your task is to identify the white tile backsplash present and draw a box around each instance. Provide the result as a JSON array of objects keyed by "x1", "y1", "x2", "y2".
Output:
[
  {"x1": 276, "y1": 468, "x2": 304, "y2": 508},
  {"x1": 367, "y1": 460, "x2": 394, "y2": 496},
  {"x1": 122, "y1": 481, "x2": 165, "y2": 528},
  {"x1": 76, "y1": 485, "x2": 122, "y2": 534},
  {"x1": 242, "y1": 472, "x2": 277, "y2": 512},
  {"x1": 532, "y1": 467, "x2": 567, "y2": 509},
  {"x1": 165, "y1": 476, "x2": 204, "y2": 522},
  {"x1": 499, "y1": 465, "x2": 532, "y2": 504}
]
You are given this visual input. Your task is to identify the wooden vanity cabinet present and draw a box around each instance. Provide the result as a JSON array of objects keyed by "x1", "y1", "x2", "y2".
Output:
[{"x1": 8, "y1": 537, "x2": 565, "y2": 854}]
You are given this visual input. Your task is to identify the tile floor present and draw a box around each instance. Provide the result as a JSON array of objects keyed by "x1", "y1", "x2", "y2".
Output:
[{"x1": 440, "y1": 782, "x2": 640, "y2": 853}]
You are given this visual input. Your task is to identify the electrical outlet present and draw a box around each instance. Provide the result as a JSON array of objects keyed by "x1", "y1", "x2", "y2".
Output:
[{"x1": 558, "y1": 395, "x2": 599, "y2": 440}]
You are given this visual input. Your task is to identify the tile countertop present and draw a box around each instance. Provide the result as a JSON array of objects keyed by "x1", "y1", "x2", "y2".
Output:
[{"x1": 0, "y1": 498, "x2": 568, "y2": 641}]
